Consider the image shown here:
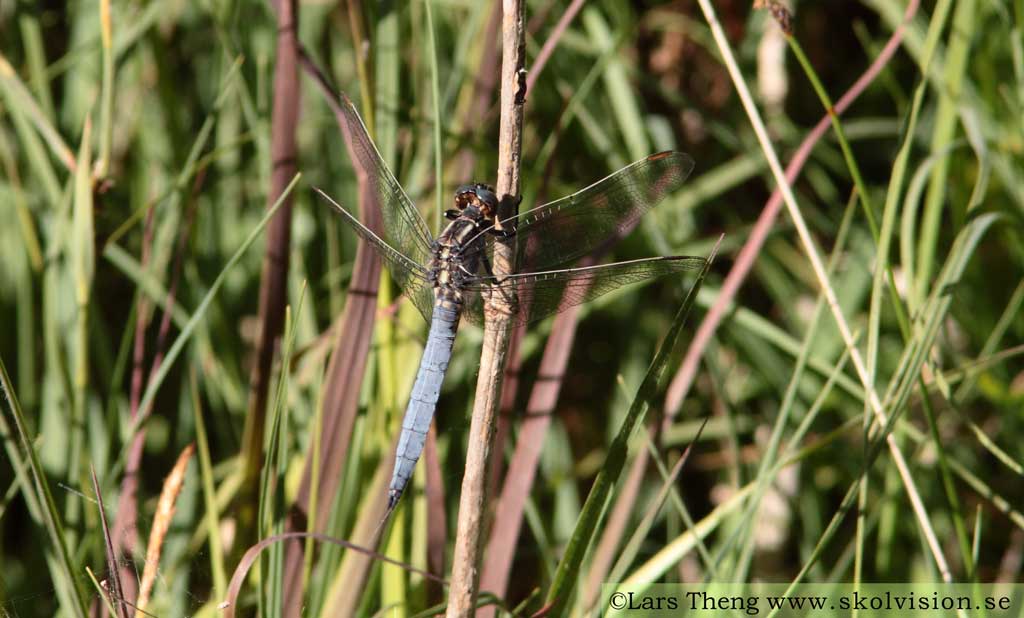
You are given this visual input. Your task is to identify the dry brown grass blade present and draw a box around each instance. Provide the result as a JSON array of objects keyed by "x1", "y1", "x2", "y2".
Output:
[
  {"x1": 241, "y1": 0, "x2": 300, "y2": 526},
  {"x1": 446, "y1": 1, "x2": 527, "y2": 616},
  {"x1": 113, "y1": 207, "x2": 156, "y2": 608},
  {"x1": 135, "y1": 443, "x2": 195, "y2": 618},
  {"x1": 116, "y1": 170, "x2": 205, "y2": 607},
  {"x1": 319, "y1": 438, "x2": 402, "y2": 617},
  {"x1": 279, "y1": 51, "x2": 385, "y2": 616},
  {"x1": 525, "y1": 0, "x2": 584, "y2": 94},
  {"x1": 281, "y1": 184, "x2": 382, "y2": 615}
]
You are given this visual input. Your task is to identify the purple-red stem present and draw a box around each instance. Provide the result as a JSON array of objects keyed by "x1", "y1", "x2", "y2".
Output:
[
  {"x1": 279, "y1": 48, "x2": 386, "y2": 617},
  {"x1": 240, "y1": 0, "x2": 300, "y2": 508},
  {"x1": 664, "y1": 0, "x2": 920, "y2": 418}
]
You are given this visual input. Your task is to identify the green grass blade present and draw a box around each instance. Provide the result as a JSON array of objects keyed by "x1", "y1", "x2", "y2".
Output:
[
  {"x1": 582, "y1": 7, "x2": 650, "y2": 160},
  {"x1": 191, "y1": 371, "x2": 228, "y2": 601},
  {"x1": 132, "y1": 173, "x2": 302, "y2": 437},
  {"x1": 544, "y1": 245, "x2": 717, "y2": 617},
  {"x1": 0, "y1": 53, "x2": 75, "y2": 172},
  {"x1": 424, "y1": 0, "x2": 444, "y2": 232},
  {"x1": 97, "y1": 0, "x2": 114, "y2": 178},
  {"x1": 0, "y1": 355, "x2": 89, "y2": 618},
  {"x1": 916, "y1": 0, "x2": 977, "y2": 297}
]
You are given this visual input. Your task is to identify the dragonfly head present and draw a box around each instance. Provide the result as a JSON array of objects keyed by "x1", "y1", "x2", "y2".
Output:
[{"x1": 454, "y1": 183, "x2": 499, "y2": 219}]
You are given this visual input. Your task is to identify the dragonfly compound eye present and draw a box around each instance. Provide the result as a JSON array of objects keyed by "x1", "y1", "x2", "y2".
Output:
[{"x1": 454, "y1": 183, "x2": 498, "y2": 217}]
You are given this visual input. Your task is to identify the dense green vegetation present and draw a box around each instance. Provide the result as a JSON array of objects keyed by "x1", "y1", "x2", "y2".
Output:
[{"x1": 1, "y1": 0, "x2": 1022, "y2": 616}]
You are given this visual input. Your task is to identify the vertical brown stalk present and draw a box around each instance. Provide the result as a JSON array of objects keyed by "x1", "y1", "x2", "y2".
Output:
[
  {"x1": 446, "y1": 1, "x2": 526, "y2": 616},
  {"x1": 478, "y1": 303, "x2": 581, "y2": 615},
  {"x1": 113, "y1": 175, "x2": 202, "y2": 609},
  {"x1": 280, "y1": 195, "x2": 382, "y2": 616},
  {"x1": 111, "y1": 207, "x2": 155, "y2": 607},
  {"x1": 240, "y1": 0, "x2": 300, "y2": 524}
]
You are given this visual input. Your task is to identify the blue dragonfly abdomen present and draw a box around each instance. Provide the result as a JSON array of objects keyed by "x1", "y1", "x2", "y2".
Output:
[{"x1": 389, "y1": 303, "x2": 459, "y2": 508}]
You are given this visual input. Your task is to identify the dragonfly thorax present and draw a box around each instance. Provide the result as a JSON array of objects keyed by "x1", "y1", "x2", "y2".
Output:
[
  {"x1": 423, "y1": 183, "x2": 500, "y2": 302},
  {"x1": 429, "y1": 208, "x2": 490, "y2": 305}
]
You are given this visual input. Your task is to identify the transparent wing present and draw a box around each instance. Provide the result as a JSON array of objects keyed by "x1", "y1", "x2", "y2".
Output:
[
  {"x1": 459, "y1": 255, "x2": 707, "y2": 327},
  {"x1": 334, "y1": 92, "x2": 434, "y2": 266},
  {"x1": 461, "y1": 152, "x2": 695, "y2": 272},
  {"x1": 315, "y1": 187, "x2": 435, "y2": 324},
  {"x1": 406, "y1": 280, "x2": 437, "y2": 326}
]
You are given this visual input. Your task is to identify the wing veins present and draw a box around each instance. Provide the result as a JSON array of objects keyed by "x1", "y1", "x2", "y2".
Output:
[
  {"x1": 461, "y1": 152, "x2": 695, "y2": 272},
  {"x1": 314, "y1": 187, "x2": 430, "y2": 280},
  {"x1": 336, "y1": 94, "x2": 434, "y2": 261},
  {"x1": 464, "y1": 255, "x2": 706, "y2": 288}
]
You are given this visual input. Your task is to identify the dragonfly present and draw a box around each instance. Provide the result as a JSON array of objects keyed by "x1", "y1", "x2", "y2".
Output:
[{"x1": 315, "y1": 93, "x2": 707, "y2": 509}]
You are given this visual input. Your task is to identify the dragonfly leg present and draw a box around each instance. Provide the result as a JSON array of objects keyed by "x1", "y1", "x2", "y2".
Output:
[
  {"x1": 480, "y1": 250, "x2": 496, "y2": 279},
  {"x1": 487, "y1": 227, "x2": 516, "y2": 239},
  {"x1": 489, "y1": 195, "x2": 520, "y2": 237}
]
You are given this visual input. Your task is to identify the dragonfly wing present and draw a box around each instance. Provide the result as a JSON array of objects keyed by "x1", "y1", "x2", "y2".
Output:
[
  {"x1": 335, "y1": 92, "x2": 434, "y2": 266},
  {"x1": 460, "y1": 255, "x2": 707, "y2": 327},
  {"x1": 407, "y1": 278, "x2": 437, "y2": 326},
  {"x1": 315, "y1": 187, "x2": 435, "y2": 324},
  {"x1": 462, "y1": 152, "x2": 695, "y2": 273}
]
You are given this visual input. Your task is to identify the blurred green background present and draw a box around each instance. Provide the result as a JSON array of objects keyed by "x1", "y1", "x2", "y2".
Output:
[{"x1": 1, "y1": 0, "x2": 1022, "y2": 616}]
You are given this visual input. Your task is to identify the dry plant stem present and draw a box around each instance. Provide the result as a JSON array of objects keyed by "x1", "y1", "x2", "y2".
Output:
[
  {"x1": 281, "y1": 217, "x2": 382, "y2": 616},
  {"x1": 446, "y1": 1, "x2": 526, "y2": 617},
  {"x1": 104, "y1": 110, "x2": 224, "y2": 618},
  {"x1": 114, "y1": 174, "x2": 203, "y2": 606},
  {"x1": 322, "y1": 441, "x2": 394, "y2": 617},
  {"x1": 665, "y1": 0, "x2": 920, "y2": 417},
  {"x1": 111, "y1": 208, "x2": 155, "y2": 605},
  {"x1": 479, "y1": 304, "x2": 582, "y2": 611},
  {"x1": 480, "y1": 190, "x2": 646, "y2": 603},
  {"x1": 242, "y1": 0, "x2": 300, "y2": 509},
  {"x1": 694, "y1": 0, "x2": 951, "y2": 580},
  {"x1": 323, "y1": 429, "x2": 458, "y2": 615}
]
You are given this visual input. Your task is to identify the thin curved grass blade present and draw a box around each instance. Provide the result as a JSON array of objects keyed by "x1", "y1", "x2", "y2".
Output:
[{"x1": 543, "y1": 239, "x2": 720, "y2": 617}]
